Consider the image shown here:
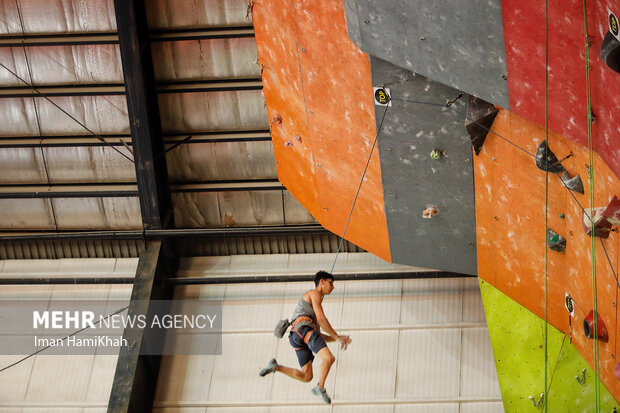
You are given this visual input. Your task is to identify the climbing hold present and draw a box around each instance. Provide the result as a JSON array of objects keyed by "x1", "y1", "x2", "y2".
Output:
[
  {"x1": 284, "y1": 140, "x2": 293, "y2": 147},
  {"x1": 294, "y1": 134, "x2": 303, "y2": 143},
  {"x1": 529, "y1": 393, "x2": 544, "y2": 408},
  {"x1": 582, "y1": 206, "x2": 612, "y2": 238},
  {"x1": 614, "y1": 362, "x2": 620, "y2": 381},
  {"x1": 602, "y1": 195, "x2": 620, "y2": 225},
  {"x1": 560, "y1": 171, "x2": 584, "y2": 194},
  {"x1": 546, "y1": 229, "x2": 566, "y2": 252},
  {"x1": 583, "y1": 310, "x2": 609, "y2": 342},
  {"x1": 270, "y1": 113, "x2": 282, "y2": 126},
  {"x1": 559, "y1": 213, "x2": 565, "y2": 219},
  {"x1": 535, "y1": 141, "x2": 584, "y2": 194},
  {"x1": 535, "y1": 141, "x2": 566, "y2": 173},
  {"x1": 465, "y1": 96, "x2": 499, "y2": 155},
  {"x1": 601, "y1": 23, "x2": 620, "y2": 73},
  {"x1": 430, "y1": 148, "x2": 445, "y2": 159},
  {"x1": 575, "y1": 368, "x2": 586, "y2": 385},
  {"x1": 565, "y1": 293, "x2": 575, "y2": 317},
  {"x1": 422, "y1": 206, "x2": 438, "y2": 219}
]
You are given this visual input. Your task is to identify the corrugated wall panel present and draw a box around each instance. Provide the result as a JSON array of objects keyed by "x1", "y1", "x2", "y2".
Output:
[
  {"x1": 152, "y1": 38, "x2": 259, "y2": 82},
  {"x1": 24, "y1": 354, "x2": 96, "y2": 402},
  {"x1": 0, "y1": 146, "x2": 135, "y2": 184},
  {"x1": 0, "y1": 198, "x2": 54, "y2": 229},
  {"x1": 172, "y1": 190, "x2": 314, "y2": 228},
  {"x1": 333, "y1": 330, "x2": 399, "y2": 399},
  {"x1": 0, "y1": 45, "x2": 123, "y2": 86},
  {"x1": 395, "y1": 329, "x2": 462, "y2": 398},
  {"x1": 0, "y1": 259, "x2": 136, "y2": 411},
  {"x1": 340, "y1": 280, "x2": 401, "y2": 326},
  {"x1": 394, "y1": 405, "x2": 457, "y2": 413},
  {"x1": 208, "y1": 333, "x2": 275, "y2": 401},
  {"x1": 0, "y1": 96, "x2": 129, "y2": 136},
  {"x1": 460, "y1": 402, "x2": 505, "y2": 413},
  {"x1": 400, "y1": 279, "x2": 464, "y2": 325},
  {"x1": 0, "y1": 195, "x2": 144, "y2": 230},
  {"x1": 460, "y1": 328, "x2": 502, "y2": 398},
  {"x1": 146, "y1": 0, "x2": 251, "y2": 29},
  {"x1": 0, "y1": 0, "x2": 117, "y2": 34},
  {"x1": 166, "y1": 141, "x2": 277, "y2": 182},
  {"x1": 0, "y1": 240, "x2": 144, "y2": 260},
  {"x1": 158, "y1": 91, "x2": 266, "y2": 133}
]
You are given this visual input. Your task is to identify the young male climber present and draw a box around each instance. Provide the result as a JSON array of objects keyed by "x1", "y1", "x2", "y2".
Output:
[{"x1": 259, "y1": 271, "x2": 352, "y2": 404}]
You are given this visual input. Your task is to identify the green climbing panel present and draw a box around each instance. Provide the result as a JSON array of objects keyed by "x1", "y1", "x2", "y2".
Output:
[{"x1": 479, "y1": 279, "x2": 620, "y2": 412}]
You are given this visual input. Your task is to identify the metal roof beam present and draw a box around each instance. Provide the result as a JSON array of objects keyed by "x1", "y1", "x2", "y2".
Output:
[
  {"x1": 0, "y1": 131, "x2": 271, "y2": 148},
  {"x1": 108, "y1": 1, "x2": 178, "y2": 411},
  {"x1": 0, "y1": 79, "x2": 262, "y2": 98},
  {"x1": 150, "y1": 26, "x2": 254, "y2": 41},
  {"x1": 0, "y1": 270, "x2": 473, "y2": 285},
  {"x1": 107, "y1": 240, "x2": 177, "y2": 413},
  {"x1": 115, "y1": 0, "x2": 171, "y2": 230},
  {"x1": 0, "y1": 180, "x2": 284, "y2": 198},
  {"x1": 0, "y1": 225, "x2": 328, "y2": 241},
  {"x1": 0, "y1": 26, "x2": 255, "y2": 47}
]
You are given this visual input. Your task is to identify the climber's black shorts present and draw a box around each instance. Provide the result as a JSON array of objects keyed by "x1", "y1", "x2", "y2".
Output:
[{"x1": 289, "y1": 325, "x2": 327, "y2": 367}]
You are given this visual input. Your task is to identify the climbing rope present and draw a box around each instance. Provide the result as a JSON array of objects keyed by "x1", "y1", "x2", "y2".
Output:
[
  {"x1": 582, "y1": 1, "x2": 600, "y2": 410},
  {"x1": 0, "y1": 305, "x2": 129, "y2": 372},
  {"x1": 330, "y1": 103, "x2": 390, "y2": 273},
  {"x1": 544, "y1": 0, "x2": 550, "y2": 409}
]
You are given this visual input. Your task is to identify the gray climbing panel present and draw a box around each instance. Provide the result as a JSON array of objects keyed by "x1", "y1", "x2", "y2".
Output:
[
  {"x1": 371, "y1": 57, "x2": 477, "y2": 275},
  {"x1": 345, "y1": 0, "x2": 510, "y2": 108}
]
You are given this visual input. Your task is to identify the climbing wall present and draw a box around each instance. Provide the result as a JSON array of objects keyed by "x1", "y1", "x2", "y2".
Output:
[
  {"x1": 253, "y1": 0, "x2": 480, "y2": 274},
  {"x1": 480, "y1": 279, "x2": 620, "y2": 412},
  {"x1": 474, "y1": 108, "x2": 620, "y2": 403}
]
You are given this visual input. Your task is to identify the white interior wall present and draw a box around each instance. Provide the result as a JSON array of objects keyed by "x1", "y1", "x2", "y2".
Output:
[
  {"x1": 0, "y1": 254, "x2": 504, "y2": 412},
  {"x1": 154, "y1": 253, "x2": 503, "y2": 413},
  {"x1": 0, "y1": 258, "x2": 136, "y2": 412}
]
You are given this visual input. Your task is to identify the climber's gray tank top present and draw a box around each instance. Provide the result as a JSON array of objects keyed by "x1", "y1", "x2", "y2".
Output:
[{"x1": 291, "y1": 296, "x2": 317, "y2": 330}]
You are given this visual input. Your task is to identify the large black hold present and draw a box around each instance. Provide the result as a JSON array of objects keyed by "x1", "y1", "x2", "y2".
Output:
[
  {"x1": 465, "y1": 96, "x2": 499, "y2": 155},
  {"x1": 535, "y1": 141, "x2": 584, "y2": 194}
]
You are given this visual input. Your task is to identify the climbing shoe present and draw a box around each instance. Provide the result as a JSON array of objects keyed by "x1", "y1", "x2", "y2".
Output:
[
  {"x1": 311, "y1": 385, "x2": 331, "y2": 404},
  {"x1": 259, "y1": 358, "x2": 278, "y2": 376}
]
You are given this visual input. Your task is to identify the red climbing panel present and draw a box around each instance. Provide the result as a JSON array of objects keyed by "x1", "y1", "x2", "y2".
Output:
[{"x1": 502, "y1": 0, "x2": 620, "y2": 178}]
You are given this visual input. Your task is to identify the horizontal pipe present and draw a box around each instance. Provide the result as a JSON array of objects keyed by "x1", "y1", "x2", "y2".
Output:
[
  {"x1": 0, "y1": 180, "x2": 284, "y2": 198},
  {"x1": 173, "y1": 271, "x2": 476, "y2": 285},
  {"x1": 0, "y1": 131, "x2": 272, "y2": 148},
  {"x1": 0, "y1": 271, "x2": 475, "y2": 285},
  {"x1": 0, "y1": 84, "x2": 125, "y2": 98},
  {"x1": 0, "y1": 32, "x2": 118, "y2": 47},
  {"x1": 150, "y1": 26, "x2": 254, "y2": 41},
  {"x1": 0, "y1": 277, "x2": 135, "y2": 285},
  {"x1": 0, "y1": 224, "x2": 328, "y2": 241},
  {"x1": 0, "y1": 79, "x2": 263, "y2": 99},
  {"x1": 156, "y1": 79, "x2": 262, "y2": 94}
]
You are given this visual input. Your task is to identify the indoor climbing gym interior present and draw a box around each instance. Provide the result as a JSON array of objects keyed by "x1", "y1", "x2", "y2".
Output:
[{"x1": 0, "y1": 0, "x2": 619, "y2": 412}]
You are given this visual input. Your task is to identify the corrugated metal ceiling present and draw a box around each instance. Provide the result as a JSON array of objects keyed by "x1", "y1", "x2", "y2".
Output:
[{"x1": 0, "y1": 0, "x2": 341, "y2": 257}]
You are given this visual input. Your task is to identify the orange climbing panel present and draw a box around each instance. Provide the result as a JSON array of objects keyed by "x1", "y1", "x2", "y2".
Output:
[
  {"x1": 475, "y1": 108, "x2": 620, "y2": 399},
  {"x1": 253, "y1": 0, "x2": 391, "y2": 261}
]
